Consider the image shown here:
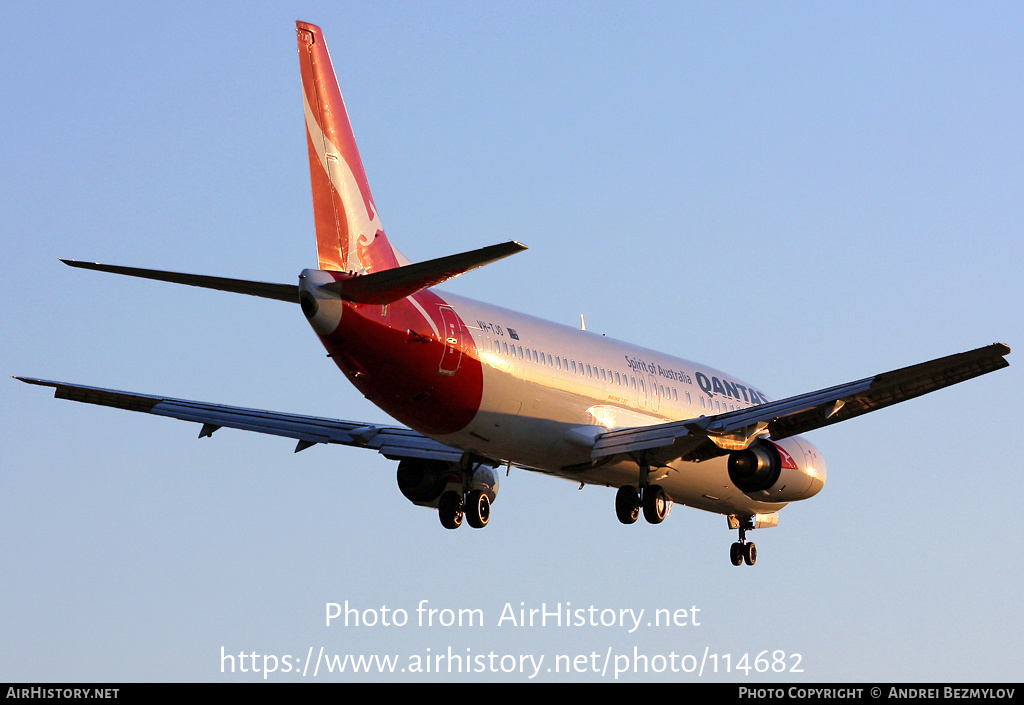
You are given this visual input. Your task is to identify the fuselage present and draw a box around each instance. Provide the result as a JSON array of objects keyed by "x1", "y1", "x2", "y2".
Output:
[{"x1": 300, "y1": 268, "x2": 827, "y2": 518}]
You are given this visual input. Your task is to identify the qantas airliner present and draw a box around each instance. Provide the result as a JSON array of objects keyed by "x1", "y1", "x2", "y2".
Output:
[{"x1": 17, "y1": 22, "x2": 1010, "y2": 566}]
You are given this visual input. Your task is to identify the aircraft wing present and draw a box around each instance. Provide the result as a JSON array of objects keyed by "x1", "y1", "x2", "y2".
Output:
[
  {"x1": 15, "y1": 377, "x2": 470, "y2": 463},
  {"x1": 592, "y1": 342, "x2": 1010, "y2": 464}
]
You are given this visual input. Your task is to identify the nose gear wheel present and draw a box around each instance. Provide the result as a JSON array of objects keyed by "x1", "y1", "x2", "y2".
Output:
[{"x1": 729, "y1": 520, "x2": 757, "y2": 566}]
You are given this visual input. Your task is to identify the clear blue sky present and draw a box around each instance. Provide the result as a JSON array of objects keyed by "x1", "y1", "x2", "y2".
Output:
[{"x1": 2, "y1": 1, "x2": 1021, "y2": 682}]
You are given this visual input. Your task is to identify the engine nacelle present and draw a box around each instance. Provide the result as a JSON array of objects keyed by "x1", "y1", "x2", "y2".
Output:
[
  {"x1": 728, "y1": 440, "x2": 781, "y2": 493},
  {"x1": 396, "y1": 458, "x2": 499, "y2": 508},
  {"x1": 728, "y1": 438, "x2": 825, "y2": 502}
]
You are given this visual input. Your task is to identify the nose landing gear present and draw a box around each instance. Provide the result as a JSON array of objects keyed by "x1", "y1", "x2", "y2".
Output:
[{"x1": 729, "y1": 518, "x2": 757, "y2": 566}]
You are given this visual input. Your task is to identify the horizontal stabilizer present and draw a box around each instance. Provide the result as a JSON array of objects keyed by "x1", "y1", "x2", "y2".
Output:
[
  {"x1": 61, "y1": 260, "x2": 299, "y2": 303},
  {"x1": 321, "y1": 241, "x2": 527, "y2": 304}
]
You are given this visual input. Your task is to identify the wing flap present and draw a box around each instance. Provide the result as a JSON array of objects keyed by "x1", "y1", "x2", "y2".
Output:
[{"x1": 593, "y1": 419, "x2": 706, "y2": 460}]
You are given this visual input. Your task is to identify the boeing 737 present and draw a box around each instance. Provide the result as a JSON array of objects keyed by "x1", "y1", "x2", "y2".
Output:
[{"x1": 16, "y1": 21, "x2": 1010, "y2": 566}]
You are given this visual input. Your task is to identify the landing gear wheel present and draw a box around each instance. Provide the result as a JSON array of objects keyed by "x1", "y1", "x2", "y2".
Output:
[
  {"x1": 466, "y1": 490, "x2": 491, "y2": 529},
  {"x1": 730, "y1": 542, "x2": 744, "y2": 566},
  {"x1": 438, "y1": 490, "x2": 464, "y2": 530},
  {"x1": 730, "y1": 517, "x2": 759, "y2": 566},
  {"x1": 642, "y1": 485, "x2": 668, "y2": 524},
  {"x1": 615, "y1": 485, "x2": 640, "y2": 524},
  {"x1": 743, "y1": 542, "x2": 757, "y2": 566}
]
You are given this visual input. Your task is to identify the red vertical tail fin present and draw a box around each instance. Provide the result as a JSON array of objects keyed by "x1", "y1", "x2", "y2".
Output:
[{"x1": 296, "y1": 21, "x2": 403, "y2": 274}]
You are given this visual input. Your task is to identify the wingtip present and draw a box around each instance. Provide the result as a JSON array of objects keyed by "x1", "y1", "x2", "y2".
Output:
[
  {"x1": 987, "y1": 342, "x2": 1011, "y2": 360},
  {"x1": 14, "y1": 376, "x2": 50, "y2": 387}
]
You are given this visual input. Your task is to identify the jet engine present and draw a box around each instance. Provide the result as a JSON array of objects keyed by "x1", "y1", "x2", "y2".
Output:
[
  {"x1": 396, "y1": 458, "x2": 498, "y2": 508},
  {"x1": 727, "y1": 438, "x2": 822, "y2": 502},
  {"x1": 728, "y1": 439, "x2": 781, "y2": 493}
]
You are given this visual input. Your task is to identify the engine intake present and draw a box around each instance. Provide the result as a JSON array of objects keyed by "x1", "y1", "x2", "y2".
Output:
[
  {"x1": 396, "y1": 458, "x2": 500, "y2": 508},
  {"x1": 396, "y1": 459, "x2": 452, "y2": 504},
  {"x1": 728, "y1": 440, "x2": 782, "y2": 493}
]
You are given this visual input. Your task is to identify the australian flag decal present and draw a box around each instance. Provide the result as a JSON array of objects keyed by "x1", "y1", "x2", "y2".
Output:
[{"x1": 507, "y1": 327, "x2": 520, "y2": 340}]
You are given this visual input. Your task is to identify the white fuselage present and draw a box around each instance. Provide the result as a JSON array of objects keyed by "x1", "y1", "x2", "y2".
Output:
[{"x1": 429, "y1": 292, "x2": 827, "y2": 517}]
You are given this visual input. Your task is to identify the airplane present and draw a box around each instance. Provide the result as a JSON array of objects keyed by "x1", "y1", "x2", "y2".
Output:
[{"x1": 16, "y1": 21, "x2": 1010, "y2": 566}]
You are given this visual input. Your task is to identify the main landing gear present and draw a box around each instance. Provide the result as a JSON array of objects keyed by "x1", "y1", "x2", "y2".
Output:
[
  {"x1": 615, "y1": 457, "x2": 670, "y2": 526},
  {"x1": 730, "y1": 519, "x2": 757, "y2": 566},
  {"x1": 438, "y1": 489, "x2": 490, "y2": 530},
  {"x1": 614, "y1": 484, "x2": 669, "y2": 525}
]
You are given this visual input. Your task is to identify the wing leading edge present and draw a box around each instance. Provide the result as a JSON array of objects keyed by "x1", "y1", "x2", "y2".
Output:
[
  {"x1": 15, "y1": 377, "x2": 471, "y2": 464},
  {"x1": 593, "y1": 343, "x2": 1010, "y2": 464}
]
